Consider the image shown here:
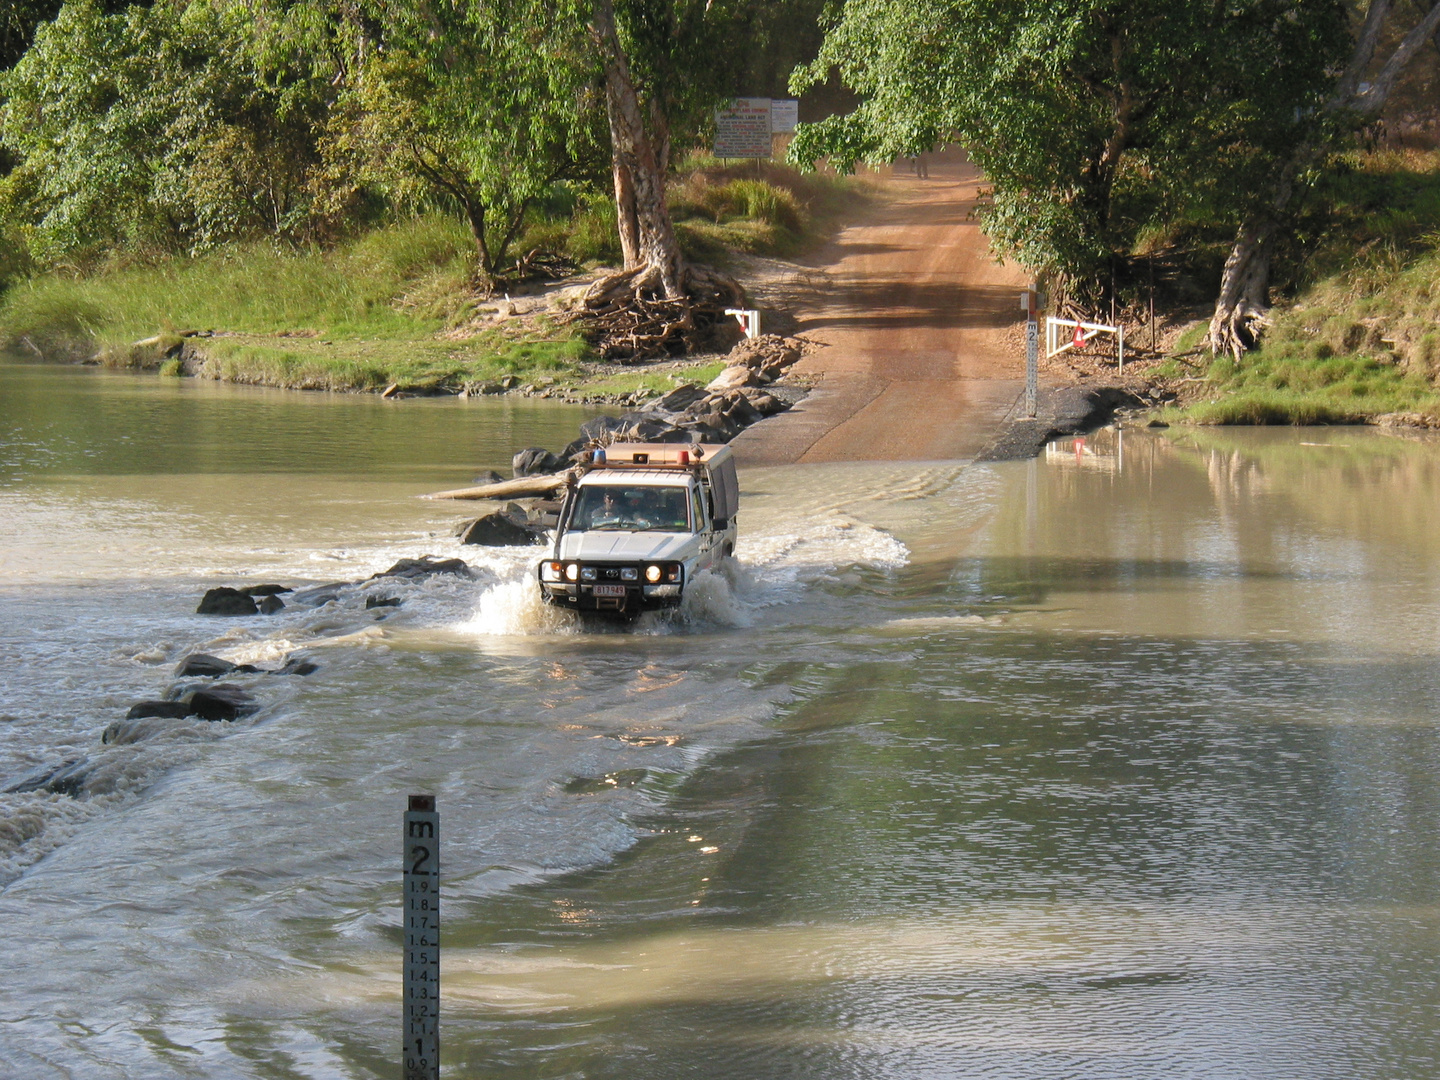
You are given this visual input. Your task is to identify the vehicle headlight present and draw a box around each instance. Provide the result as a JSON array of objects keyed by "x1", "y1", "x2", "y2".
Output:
[
  {"x1": 541, "y1": 561, "x2": 564, "y2": 582},
  {"x1": 565, "y1": 563, "x2": 579, "y2": 582},
  {"x1": 645, "y1": 564, "x2": 662, "y2": 583},
  {"x1": 620, "y1": 567, "x2": 638, "y2": 581},
  {"x1": 580, "y1": 566, "x2": 597, "y2": 581}
]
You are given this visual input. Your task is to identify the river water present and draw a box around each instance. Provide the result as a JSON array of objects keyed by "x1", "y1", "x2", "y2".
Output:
[{"x1": 2, "y1": 357, "x2": 1439, "y2": 1079}]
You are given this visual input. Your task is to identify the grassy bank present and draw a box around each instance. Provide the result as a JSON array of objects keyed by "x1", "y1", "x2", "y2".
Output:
[
  {"x1": 0, "y1": 161, "x2": 864, "y2": 394},
  {"x1": 1160, "y1": 149, "x2": 1440, "y2": 425}
]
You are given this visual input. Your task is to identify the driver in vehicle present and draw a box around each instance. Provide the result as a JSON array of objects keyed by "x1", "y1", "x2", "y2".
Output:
[{"x1": 589, "y1": 488, "x2": 632, "y2": 528}]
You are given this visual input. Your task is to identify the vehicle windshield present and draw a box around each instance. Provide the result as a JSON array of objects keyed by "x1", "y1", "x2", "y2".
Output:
[{"x1": 571, "y1": 484, "x2": 692, "y2": 532}]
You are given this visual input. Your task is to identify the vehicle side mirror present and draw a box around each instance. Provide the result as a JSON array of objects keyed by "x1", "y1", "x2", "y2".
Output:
[{"x1": 714, "y1": 518, "x2": 729, "y2": 530}]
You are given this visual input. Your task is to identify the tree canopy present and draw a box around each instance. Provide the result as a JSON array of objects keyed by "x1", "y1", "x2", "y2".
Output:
[
  {"x1": 789, "y1": 0, "x2": 1351, "y2": 300},
  {"x1": 337, "y1": 0, "x2": 605, "y2": 281},
  {"x1": 1, "y1": 0, "x2": 335, "y2": 258}
]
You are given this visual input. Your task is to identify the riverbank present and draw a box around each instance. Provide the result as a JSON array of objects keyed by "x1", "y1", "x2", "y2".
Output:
[
  {"x1": 0, "y1": 161, "x2": 870, "y2": 405},
  {"x1": 1041, "y1": 149, "x2": 1440, "y2": 428}
]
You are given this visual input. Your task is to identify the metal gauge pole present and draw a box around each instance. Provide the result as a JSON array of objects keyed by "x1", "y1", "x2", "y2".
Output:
[
  {"x1": 1024, "y1": 286, "x2": 1039, "y2": 418},
  {"x1": 403, "y1": 795, "x2": 439, "y2": 1080}
]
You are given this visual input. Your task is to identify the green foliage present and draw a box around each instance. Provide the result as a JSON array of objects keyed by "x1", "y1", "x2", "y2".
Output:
[
  {"x1": 790, "y1": 0, "x2": 1350, "y2": 295},
  {"x1": 336, "y1": 1, "x2": 605, "y2": 281},
  {"x1": 0, "y1": 0, "x2": 337, "y2": 260}
]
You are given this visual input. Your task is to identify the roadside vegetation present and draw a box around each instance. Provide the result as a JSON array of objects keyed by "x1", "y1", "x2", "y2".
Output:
[
  {"x1": 0, "y1": 0, "x2": 839, "y2": 383},
  {"x1": 0, "y1": 162, "x2": 858, "y2": 392},
  {"x1": 1157, "y1": 149, "x2": 1440, "y2": 424},
  {"x1": 5, "y1": 0, "x2": 1438, "y2": 422}
]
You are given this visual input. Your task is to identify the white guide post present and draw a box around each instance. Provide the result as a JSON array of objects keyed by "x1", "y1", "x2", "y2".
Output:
[{"x1": 404, "y1": 794, "x2": 439, "y2": 1080}]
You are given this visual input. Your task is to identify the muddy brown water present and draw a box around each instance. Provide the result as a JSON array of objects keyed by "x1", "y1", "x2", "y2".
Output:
[{"x1": 2, "y1": 357, "x2": 1439, "y2": 1078}]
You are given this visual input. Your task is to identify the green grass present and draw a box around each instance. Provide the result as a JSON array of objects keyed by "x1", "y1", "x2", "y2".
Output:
[
  {"x1": 581, "y1": 361, "x2": 727, "y2": 398},
  {"x1": 0, "y1": 215, "x2": 597, "y2": 390},
  {"x1": 1162, "y1": 348, "x2": 1440, "y2": 425}
]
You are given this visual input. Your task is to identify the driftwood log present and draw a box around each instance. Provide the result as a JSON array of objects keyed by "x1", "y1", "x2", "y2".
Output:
[{"x1": 421, "y1": 474, "x2": 571, "y2": 501}]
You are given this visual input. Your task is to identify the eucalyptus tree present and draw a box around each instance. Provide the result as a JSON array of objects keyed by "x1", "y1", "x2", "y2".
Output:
[
  {"x1": 578, "y1": 0, "x2": 760, "y2": 357},
  {"x1": 343, "y1": 0, "x2": 604, "y2": 284},
  {"x1": 789, "y1": 0, "x2": 1349, "y2": 310}
]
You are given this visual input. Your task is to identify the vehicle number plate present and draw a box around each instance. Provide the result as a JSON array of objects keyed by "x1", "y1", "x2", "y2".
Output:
[{"x1": 593, "y1": 584, "x2": 627, "y2": 597}]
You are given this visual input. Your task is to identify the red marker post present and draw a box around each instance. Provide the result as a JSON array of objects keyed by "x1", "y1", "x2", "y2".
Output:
[{"x1": 403, "y1": 795, "x2": 439, "y2": 1080}]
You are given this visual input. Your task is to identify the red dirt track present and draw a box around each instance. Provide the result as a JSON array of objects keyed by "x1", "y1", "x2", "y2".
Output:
[{"x1": 731, "y1": 149, "x2": 1029, "y2": 465}]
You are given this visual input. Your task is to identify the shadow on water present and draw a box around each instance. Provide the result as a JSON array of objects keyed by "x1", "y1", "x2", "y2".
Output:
[{"x1": 418, "y1": 618, "x2": 1440, "y2": 1079}]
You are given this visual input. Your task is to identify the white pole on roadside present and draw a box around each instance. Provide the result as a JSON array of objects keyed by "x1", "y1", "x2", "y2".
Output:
[{"x1": 403, "y1": 795, "x2": 439, "y2": 1080}]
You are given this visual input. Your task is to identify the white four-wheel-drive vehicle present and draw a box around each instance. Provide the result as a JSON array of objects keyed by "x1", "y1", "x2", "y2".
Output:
[{"x1": 537, "y1": 442, "x2": 739, "y2": 615}]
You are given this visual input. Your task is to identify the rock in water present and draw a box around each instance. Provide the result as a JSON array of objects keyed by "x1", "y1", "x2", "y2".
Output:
[
  {"x1": 289, "y1": 582, "x2": 348, "y2": 607},
  {"x1": 127, "y1": 700, "x2": 194, "y2": 720},
  {"x1": 241, "y1": 584, "x2": 292, "y2": 597},
  {"x1": 472, "y1": 469, "x2": 506, "y2": 485},
  {"x1": 370, "y1": 555, "x2": 475, "y2": 581},
  {"x1": 276, "y1": 657, "x2": 319, "y2": 676},
  {"x1": 175, "y1": 653, "x2": 237, "y2": 678},
  {"x1": 512, "y1": 447, "x2": 564, "y2": 477},
  {"x1": 456, "y1": 510, "x2": 539, "y2": 546},
  {"x1": 197, "y1": 587, "x2": 258, "y2": 615},
  {"x1": 188, "y1": 684, "x2": 258, "y2": 721},
  {"x1": 365, "y1": 596, "x2": 402, "y2": 609},
  {"x1": 258, "y1": 594, "x2": 286, "y2": 614},
  {"x1": 558, "y1": 437, "x2": 590, "y2": 464},
  {"x1": 2, "y1": 756, "x2": 90, "y2": 797}
]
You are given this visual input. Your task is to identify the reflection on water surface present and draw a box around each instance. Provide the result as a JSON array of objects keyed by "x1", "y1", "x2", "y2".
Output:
[{"x1": 1, "y1": 358, "x2": 1439, "y2": 1078}]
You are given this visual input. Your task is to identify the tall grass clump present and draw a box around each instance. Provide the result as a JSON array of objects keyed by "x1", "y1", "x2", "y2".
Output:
[{"x1": 0, "y1": 216, "x2": 478, "y2": 362}]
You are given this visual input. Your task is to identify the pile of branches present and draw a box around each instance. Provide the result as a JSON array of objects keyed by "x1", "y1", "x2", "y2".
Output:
[{"x1": 581, "y1": 263, "x2": 745, "y2": 361}]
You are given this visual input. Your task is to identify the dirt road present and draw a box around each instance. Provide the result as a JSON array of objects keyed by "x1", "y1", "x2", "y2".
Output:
[{"x1": 731, "y1": 149, "x2": 1029, "y2": 465}]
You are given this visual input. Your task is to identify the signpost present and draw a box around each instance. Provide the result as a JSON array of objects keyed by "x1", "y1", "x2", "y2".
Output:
[
  {"x1": 769, "y1": 99, "x2": 799, "y2": 134},
  {"x1": 714, "y1": 98, "x2": 773, "y2": 159},
  {"x1": 403, "y1": 795, "x2": 439, "y2": 1080}
]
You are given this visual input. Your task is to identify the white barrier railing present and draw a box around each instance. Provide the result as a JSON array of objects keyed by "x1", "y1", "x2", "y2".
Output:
[{"x1": 1046, "y1": 317, "x2": 1125, "y2": 374}]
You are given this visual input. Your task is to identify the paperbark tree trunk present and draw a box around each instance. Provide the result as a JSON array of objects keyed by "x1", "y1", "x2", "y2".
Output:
[
  {"x1": 591, "y1": 0, "x2": 683, "y2": 298},
  {"x1": 611, "y1": 159, "x2": 640, "y2": 269},
  {"x1": 580, "y1": 0, "x2": 744, "y2": 360}
]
